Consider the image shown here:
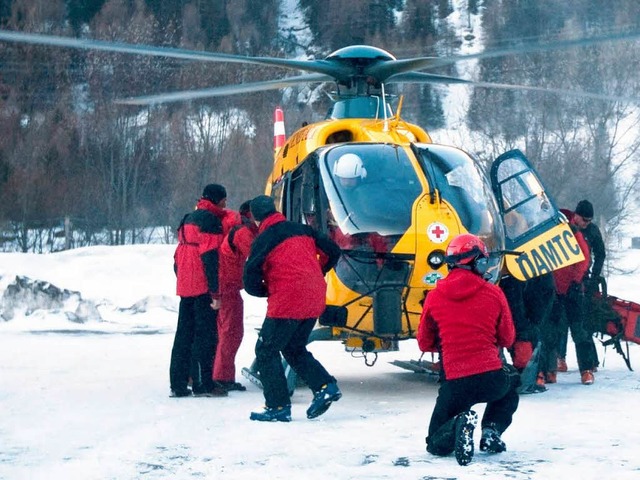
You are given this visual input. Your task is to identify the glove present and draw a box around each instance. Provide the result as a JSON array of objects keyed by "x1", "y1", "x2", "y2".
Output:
[
  {"x1": 502, "y1": 363, "x2": 520, "y2": 377},
  {"x1": 584, "y1": 276, "x2": 599, "y2": 295}
]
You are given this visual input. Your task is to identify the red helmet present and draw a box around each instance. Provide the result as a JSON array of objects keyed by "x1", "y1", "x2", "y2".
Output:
[{"x1": 445, "y1": 234, "x2": 489, "y2": 271}]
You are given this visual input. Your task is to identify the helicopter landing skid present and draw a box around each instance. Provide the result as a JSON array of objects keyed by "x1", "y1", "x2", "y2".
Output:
[
  {"x1": 390, "y1": 359, "x2": 440, "y2": 377},
  {"x1": 241, "y1": 360, "x2": 299, "y2": 397},
  {"x1": 241, "y1": 366, "x2": 263, "y2": 390}
]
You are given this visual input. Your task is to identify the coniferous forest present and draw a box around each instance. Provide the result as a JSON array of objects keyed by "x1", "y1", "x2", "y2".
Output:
[{"x1": 0, "y1": 0, "x2": 639, "y2": 251}]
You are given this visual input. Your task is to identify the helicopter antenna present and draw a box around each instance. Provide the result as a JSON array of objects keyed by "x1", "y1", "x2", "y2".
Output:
[
  {"x1": 381, "y1": 82, "x2": 389, "y2": 132},
  {"x1": 396, "y1": 95, "x2": 404, "y2": 119}
]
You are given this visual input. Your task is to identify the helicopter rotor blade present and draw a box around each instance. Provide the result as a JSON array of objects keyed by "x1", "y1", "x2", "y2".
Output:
[
  {"x1": 389, "y1": 71, "x2": 638, "y2": 103},
  {"x1": 0, "y1": 29, "x2": 351, "y2": 78},
  {"x1": 387, "y1": 72, "x2": 473, "y2": 85},
  {"x1": 3, "y1": 28, "x2": 639, "y2": 104},
  {"x1": 116, "y1": 73, "x2": 333, "y2": 105},
  {"x1": 366, "y1": 30, "x2": 640, "y2": 82}
]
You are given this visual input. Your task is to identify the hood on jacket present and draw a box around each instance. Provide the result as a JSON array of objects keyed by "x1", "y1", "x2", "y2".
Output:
[
  {"x1": 434, "y1": 268, "x2": 487, "y2": 301},
  {"x1": 560, "y1": 208, "x2": 575, "y2": 223},
  {"x1": 196, "y1": 198, "x2": 225, "y2": 216},
  {"x1": 258, "y1": 211, "x2": 286, "y2": 233}
]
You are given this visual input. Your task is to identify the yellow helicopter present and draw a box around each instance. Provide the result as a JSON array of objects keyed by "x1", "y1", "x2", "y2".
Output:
[
  {"x1": 260, "y1": 87, "x2": 586, "y2": 369},
  {"x1": 0, "y1": 29, "x2": 635, "y2": 388}
]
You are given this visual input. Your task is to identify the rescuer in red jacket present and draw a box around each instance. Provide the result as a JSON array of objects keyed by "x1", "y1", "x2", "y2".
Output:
[
  {"x1": 417, "y1": 234, "x2": 519, "y2": 466},
  {"x1": 169, "y1": 184, "x2": 236, "y2": 398},
  {"x1": 243, "y1": 195, "x2": 341, "y2": 422},
  {"x1": 213, "y1": 200, "x2": 258, "y2": 392},
  {"x1": 541, "y1": 222, "x2": 595, "y2": 385}
]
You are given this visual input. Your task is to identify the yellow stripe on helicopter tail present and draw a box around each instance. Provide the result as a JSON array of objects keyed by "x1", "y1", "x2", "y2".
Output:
[{"x1": 504, "y1": 223, "x2": 585, "y2": 281}]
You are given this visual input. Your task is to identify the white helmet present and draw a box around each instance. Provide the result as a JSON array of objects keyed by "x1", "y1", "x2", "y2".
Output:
[{"x1": 333, "y1": 153, "x2": 367, "y2": 179}]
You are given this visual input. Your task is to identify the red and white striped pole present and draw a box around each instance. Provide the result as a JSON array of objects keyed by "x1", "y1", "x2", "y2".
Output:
[{"x1": 273, "y1": 106, "x2": 285, "y2": 159}]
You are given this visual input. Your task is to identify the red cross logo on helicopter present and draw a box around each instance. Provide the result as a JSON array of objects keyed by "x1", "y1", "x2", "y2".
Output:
[{"x1": 427, "y1": 222, "x2": 449, "y2": 244}]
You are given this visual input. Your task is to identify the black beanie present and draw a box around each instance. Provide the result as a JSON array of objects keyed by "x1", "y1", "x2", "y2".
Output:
[
  {"x1": 202, "y1": 184, "x2": 227, "y2": 204},
  {"x1": 250, "y1": 195, "x2": 277, "y2": 222},
  {"x1": 239, "y1": 200, "x2": 252, "y2": 218},
  {"x1": 575, "y1": 200, "x2": 594, "y2": 219}
]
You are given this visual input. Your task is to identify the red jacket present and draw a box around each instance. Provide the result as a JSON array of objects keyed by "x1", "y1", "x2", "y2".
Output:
[
  {"x1": 219, "y1": 216, "x2": 258, "y2": 292},
  {"x1": 243, "y1": 212, "x2": 341, "y2": 319},
  {"x1": 552, "y1": 222, "x2": 590, "y2": 295},
  {"x1": 417, "y1": 268, "x2": 515, "y2": 380},
  {"x1": 174, "y1": 199, "x2": 239, "y2": 297}
]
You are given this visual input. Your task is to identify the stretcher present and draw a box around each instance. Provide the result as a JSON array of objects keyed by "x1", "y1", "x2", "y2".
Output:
[
  {"x1": 605, "y1": 295, "x2": 640, "y2": 345},
  {"x1": 593, "y1": 277, "x2": 640, "y2": 371}
]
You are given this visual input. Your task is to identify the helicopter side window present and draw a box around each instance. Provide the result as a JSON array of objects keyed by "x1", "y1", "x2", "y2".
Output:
[
  {"x1": 288, "y1": 168, "x2": 305, "y2": 224},
  {"x1": 326, "y1": 130, "x2": 353, "y2": 144},
  {"x1": 271, "y1": 180, "x2": 286, "y2": 217},
  {"x1": 286, "y1": 157, "x2": 323, "y2": 230}
]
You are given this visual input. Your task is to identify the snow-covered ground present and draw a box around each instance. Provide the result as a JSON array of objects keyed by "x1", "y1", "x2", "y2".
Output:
[{"x1": 1, "y1": 241, "x2": 639, "y2": 480}]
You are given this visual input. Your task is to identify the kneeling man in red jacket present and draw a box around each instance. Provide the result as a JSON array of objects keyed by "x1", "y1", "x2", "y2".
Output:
[{"x1": 417, "y1": 234, "x2": 519, "y2": 466}]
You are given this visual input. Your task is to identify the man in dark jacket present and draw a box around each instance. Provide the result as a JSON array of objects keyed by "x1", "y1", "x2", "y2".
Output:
[
  {"x1": 548, "y1": 214, "x2": 596, "y2": 385},
  {"x1": 169, "y1": 184, "x2": 235, "y2": 398},
  {"x1": 573, "y1": 200, "x2": 606, "y2": 289},
  {"x1": 243, "y1": 195, "x2": 341, "y2": 422},
  {"x1": 418, "y1": 234, "x2": 518, "y2": 466},
  {"x1": 556, "y1": 200, "x2": 605, "y2": 373}
]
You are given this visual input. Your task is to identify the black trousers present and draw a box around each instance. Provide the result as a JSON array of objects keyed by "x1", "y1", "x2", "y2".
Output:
[
  {"x1": 169, "y1": 294, "x2": 218, "y2": 393},
  {"x1": 557, "y1": 302, "x2": 600, "y2": 369},
  {"x1": 546, "y1": 290, "x2": 596, "y2": 372},
  {"x1": 426, "y1": 368, "x2": 520, "y2": 456},
  {"x1": 255, "y1": 317, "x2": 335, "y2": 408},
  {"x1": 502, "y1": 274, "x2": 555, "y2": 370}
]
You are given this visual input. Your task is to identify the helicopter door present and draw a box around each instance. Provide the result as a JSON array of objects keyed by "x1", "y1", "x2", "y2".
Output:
[
  {"x1": 490, "y1": 149, "x2": 585, "y2": 281},
  {"x1": 283, "y1": 155, "x2": 325, "y2": 229},
  {"x1": 270, "y1": 172, "x2": 289, "y2": 218}
]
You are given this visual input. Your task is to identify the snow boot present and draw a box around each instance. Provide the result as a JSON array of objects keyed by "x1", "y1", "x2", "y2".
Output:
[
  {"x1": 250, "y1": 405, "x2": 292, "y2": 422},
  {"x1": 557, "y1": 357, "x2": 568, "y2": 372},
  {"x1": 581, "y1": 370, "x2": 595, "y2": 385},
  {"x1": 169, "y1": 387, "x2": 192, "y2": 398},
  {"x1": 306, "y1": 382, "x2": 342, "y2": 419},
  {"x1": 218, "y1": 381, "x2": 247, "y2": 392},
  {"x1": 480, "y1": 425, "x2": 506, "y2": 453},
  {"x1": 193, "y1": 383, "x2": 228, "y2": 397},
  {"x1": 454, "y1": 410, "x2": 477, "y2": 466}
]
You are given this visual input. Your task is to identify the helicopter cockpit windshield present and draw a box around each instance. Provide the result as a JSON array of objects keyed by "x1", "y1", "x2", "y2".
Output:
[
  {"x1": 321, "y1": 144, "x2": 422, "y2": 244},
  {"x1": 413, "y1": 144, "x2": 504, "y2": 254}
]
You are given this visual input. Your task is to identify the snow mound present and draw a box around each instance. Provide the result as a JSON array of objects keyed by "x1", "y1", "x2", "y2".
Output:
[
  {"x1": 0, "y1": 275, "x2": 102, "y2": 323},
  {"x1": 120, "y1": 295, "x2": 178, "y2": 314}
]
